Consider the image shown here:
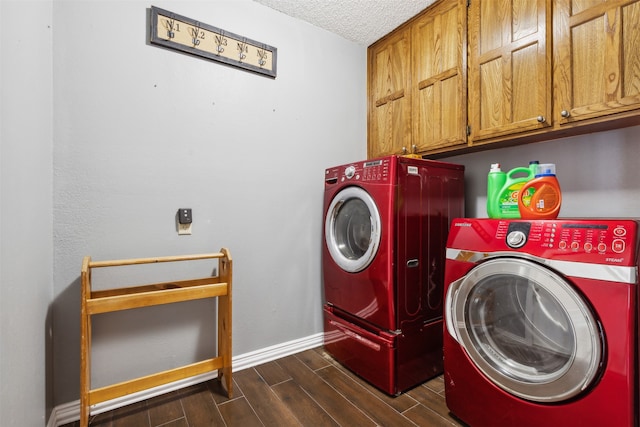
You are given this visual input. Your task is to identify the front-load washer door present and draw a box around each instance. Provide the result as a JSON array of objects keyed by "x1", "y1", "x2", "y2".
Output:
[
  {"x1": 445, "y1": 257, "x2": 602, "y2": 403},
  {"x1": 325, "y1": 186, "x2": 381, "y2": 273}
]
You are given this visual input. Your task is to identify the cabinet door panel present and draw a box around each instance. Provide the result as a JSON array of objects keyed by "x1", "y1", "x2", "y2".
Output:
[
  {"x1": 513, "y1": 0, "x2": 539, "y2": 40},
  {"x1": 513, "y1": 43, "x2": 542, "y2": 122},
  {"x1": 469, "y1": 0, "x2": 551, "y2": 143},
  {"x1": 478, "y1": 58, "x2": 504, "y2": 129},
  {"x1": 412, "y1": 0, "x2": 467, "y2": 152},
  {"x1": 622, "y1": 3, "x2": 640, "y2": 99},
  {"x1": 554, "y1": 0, "x2": 640, "y2": 123},
  {"x1": 479, "y1": 0, "x2": 507, "y2": 53},
  {"x1": 373, "y1": 102, "x2": 410, "y2": 157},
  {"x1": 368, "y1": 30, "x2": 411, "y2": 158},
  {"x1": 571, "y1": 17, "x2": 606, "y2": 107}
]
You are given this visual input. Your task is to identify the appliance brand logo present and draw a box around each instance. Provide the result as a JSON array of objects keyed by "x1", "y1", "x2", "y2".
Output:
[
  {"x1": 454, "y1": 222, "x2": 472, "y2": 227},
  {"x1": 606, "y1": 257, "x2": 624, "y2": 263}
]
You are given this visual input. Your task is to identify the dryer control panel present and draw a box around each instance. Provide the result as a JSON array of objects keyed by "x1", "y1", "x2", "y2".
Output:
[{"x1": 448, "y1": 218, "x2": 639, "y2": 267}]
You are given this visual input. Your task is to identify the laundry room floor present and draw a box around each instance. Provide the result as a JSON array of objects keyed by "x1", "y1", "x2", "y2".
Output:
[{"x1": 62, "y1": 346, "x2": 465, "y2": 426}]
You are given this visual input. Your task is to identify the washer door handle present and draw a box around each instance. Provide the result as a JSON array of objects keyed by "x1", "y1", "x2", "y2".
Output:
[
  {"x1": 445, "y1": 276, "x2": 465, "y2": 344},
  {"x1": 406, "y1": 259, "x2": 419, "y2": 268}
]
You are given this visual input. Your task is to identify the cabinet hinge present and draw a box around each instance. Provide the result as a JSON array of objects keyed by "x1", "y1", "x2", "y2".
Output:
[
  {"x1": 466, "y1": 125, "x2": 471, "y2": 136},
  {"x1": 467, "y1": 0, "x2": 471, "y2": 7}
]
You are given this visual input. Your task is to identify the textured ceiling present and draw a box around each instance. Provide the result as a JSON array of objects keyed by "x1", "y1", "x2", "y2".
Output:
[{"x1": 253, "y1": 0, "x2": 437, "y2": 46}]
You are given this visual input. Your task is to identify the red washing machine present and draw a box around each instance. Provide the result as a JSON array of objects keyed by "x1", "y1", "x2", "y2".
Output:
[
  {"x1": 444, "y1": 218, "x2": 640, "y2": 427},
  {"x1": 322, "y1": 155, "x2": 465, "y2": 395}
]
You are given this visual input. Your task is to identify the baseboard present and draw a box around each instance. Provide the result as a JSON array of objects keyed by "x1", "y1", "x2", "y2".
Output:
[{"x1": 47, "y1": 332, "x2": 324, "y2": 427}]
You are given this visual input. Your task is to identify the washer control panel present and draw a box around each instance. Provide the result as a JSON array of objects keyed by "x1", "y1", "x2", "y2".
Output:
[
  {"x1": 325, "y1": 157, "x2": 392, "y2": 185},
  {"x1": 487, "y1": 219, "x2": 638, "y2": 264}
]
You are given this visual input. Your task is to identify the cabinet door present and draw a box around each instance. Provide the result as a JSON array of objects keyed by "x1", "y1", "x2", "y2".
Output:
[
  {"x1": 468, "y1": 0, "x2": 552, "y2": 144},
  {"x1": 368, "y1": 29, "x2": 412, "y2": 159},
  {"x1": 554, "y1": 0, "x2": 640, "y2": 124},
  {"x1": 412, "y1": 0, "x2": 467, "y2": 153}
]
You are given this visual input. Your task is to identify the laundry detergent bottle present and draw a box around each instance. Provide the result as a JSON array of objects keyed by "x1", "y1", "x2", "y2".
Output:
[
  {"x1": 487, "y1": 161, "x2": 537, "y2": 218},
  {"x1": 486, "y1": 163, "x2": 506, "y2": 218},
  {"x1": 518, "y1": 163, "x2": 562, "y2": 219}
]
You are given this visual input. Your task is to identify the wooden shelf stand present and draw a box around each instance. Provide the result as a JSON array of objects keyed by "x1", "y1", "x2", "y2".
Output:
[{"x1": 80, "y1": 249, "x2": 233, "y2": 427}]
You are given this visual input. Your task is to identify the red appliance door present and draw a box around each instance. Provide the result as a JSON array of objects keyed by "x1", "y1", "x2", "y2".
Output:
[
  {"x1": 323, "y1": 305, "x2": 396, "y2": 395},
  {"x1": 396, "y1": 165, "x2": 465, "y2": 328},
  {"x1": 324, "y1": 186, "x2": 381, "y2": 273},
  {"x1": 445, "y1": 257, "x2": 602, "y2": 402}
]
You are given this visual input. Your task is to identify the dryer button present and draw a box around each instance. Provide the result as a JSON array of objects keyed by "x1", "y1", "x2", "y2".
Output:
[
  {"x1": 614, "y1": 227, "x2": 626, "y2": 237},
  {"x1": 612, "y1": 239, "x2": 625, "y2": 253}
]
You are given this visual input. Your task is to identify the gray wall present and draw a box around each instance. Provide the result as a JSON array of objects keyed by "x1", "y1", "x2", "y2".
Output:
[
  {"x1": 1, "y1": 1, "x2": 54, "y2": 426},
  {"x1": 50, "y1": 0, "x2": 366, "y2": 407},
  {"x1": 442, "y1": 125, "x2": 640, "y2": 219}
]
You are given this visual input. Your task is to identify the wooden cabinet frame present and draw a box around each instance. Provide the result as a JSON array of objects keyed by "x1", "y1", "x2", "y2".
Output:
[{"x1": 79, "y1": 249, "x2": 233, "y2": 427}]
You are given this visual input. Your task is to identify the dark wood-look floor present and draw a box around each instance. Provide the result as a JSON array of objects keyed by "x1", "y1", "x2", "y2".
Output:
[{"x1": 62, "y1": 346, "x2": 466, "y2": 427}]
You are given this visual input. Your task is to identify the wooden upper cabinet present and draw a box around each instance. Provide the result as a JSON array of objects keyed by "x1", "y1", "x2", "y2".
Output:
[
  {"x1": 368, "y1": 0, "x2": 466, "y2": 158},
  {"x1": 368, "y1": 29, "x2": 412, "y2": 159},
  {"x1": 468, "y1": 0, "x2": 552, "y2": 144},
  {"x1": 367, "y1": 0, "x2": 640, "y2": 158},
  {"x1": 412, "y1": 0, "x2": 467, "y2": 153},
  {"x1": 554, "y1": 0, "x2": 640, "y2": 124}
]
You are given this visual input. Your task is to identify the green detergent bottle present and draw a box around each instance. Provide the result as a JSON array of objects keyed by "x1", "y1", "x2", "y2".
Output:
[
  {"x1": 487, "y1": 161, "x2": 537, "y2": 218},
  {"x1": 487, "y1": 163, "x2": 506, "y2": 218}
]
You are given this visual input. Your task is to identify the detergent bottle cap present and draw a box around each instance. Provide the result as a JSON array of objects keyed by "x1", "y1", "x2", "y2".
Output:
[
  {"x1": 535, "y1": 163, "x2": 556, "y2": 177},
  {"x1": 490, "y1": 163, "x2": 502, "y2": 172}
]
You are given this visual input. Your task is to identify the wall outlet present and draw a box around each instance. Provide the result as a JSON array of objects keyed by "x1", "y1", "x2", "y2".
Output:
[
  {"x1": 178, "y1": 208, "x2": 192, "y2": 224},
  {"x1": 176, "y1": 208, "x2": 192, "y2": 235},
  {"x1": 178, "y1": 222, "x2": 192, "y2": 235}
]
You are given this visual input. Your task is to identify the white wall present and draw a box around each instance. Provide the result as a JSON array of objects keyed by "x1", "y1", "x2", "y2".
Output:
[
  {"x1": 442, "y1": 125, "x2": 640, "y2": 219},
  {"x1": 0, "y1": 1, "x2": 54, "y2": 426},
  {"x1": 51, "y1": 0, "x2": 366, "y2": 406}
]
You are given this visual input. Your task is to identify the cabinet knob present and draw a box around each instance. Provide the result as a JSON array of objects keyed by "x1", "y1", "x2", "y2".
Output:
[
  {"x1": 402, "y1": 147, "x2": 407, "y2": 154},
  {"x1": 412, "y1": 144, "x2": 417, "y2": 153},
  {"x1": 561, "y1": 110, "x2": 570, "y2": 118},
  {"x1": 537, "y1": 115, "x2": 546, "y2": 123}
]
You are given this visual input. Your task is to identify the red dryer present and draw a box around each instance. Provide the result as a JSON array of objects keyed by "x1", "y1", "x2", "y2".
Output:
[
  {"x1": 322, "y1": 155, "x2": 465, "y2": 395},
  {"x1": 444, "y1": 218, "x2": 640, "y2": 426}
]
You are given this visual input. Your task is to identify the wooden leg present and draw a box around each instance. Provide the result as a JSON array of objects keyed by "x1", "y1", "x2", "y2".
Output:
[
  {"x1": 218, "y1": 249, "x2": 233, "y2": 398},
  {"x1": 218, "y1": 294, "x2": 232, "y2": 397},
  {"x1": 80, "y1": 257, "x2": 91, "y2": 427},
  {"x1": 80, "y1": 315, "x2": 90, "y2": 427}
]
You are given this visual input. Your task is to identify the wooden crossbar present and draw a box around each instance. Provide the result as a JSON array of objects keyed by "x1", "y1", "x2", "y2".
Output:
[{"x1": 86, "y1": 282, "x2": 229, "y2": 314}]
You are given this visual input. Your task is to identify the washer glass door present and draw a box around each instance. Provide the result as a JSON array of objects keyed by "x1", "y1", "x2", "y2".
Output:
[
  {"x1": 445, "y1": 257, "x2": 602, "y2": 402},
  {"x1": 325, "y1": 186, "x2": 381, "y2": 273}
]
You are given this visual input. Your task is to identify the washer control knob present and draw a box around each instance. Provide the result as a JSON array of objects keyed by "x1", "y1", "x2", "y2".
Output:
[
  {"x1": 344, "y1": 166, "x2": 356, "y2": 179},
  {"x1": 507, "y1": 230, "x2": 527, "y2": 248}
]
